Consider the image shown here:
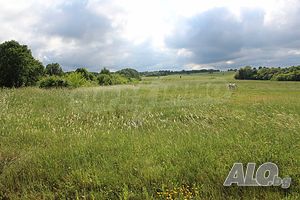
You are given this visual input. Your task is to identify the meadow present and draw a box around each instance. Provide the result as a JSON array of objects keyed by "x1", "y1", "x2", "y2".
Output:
[{"x1": 0, "y1": 72, "x2": 299, "y2": 199}]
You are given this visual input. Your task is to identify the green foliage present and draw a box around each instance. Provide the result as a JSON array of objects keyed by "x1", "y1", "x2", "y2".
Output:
[
  {"x1": 235, "y1": 66, "x2": 300, "y2": 81},
  {"x1": 39, "y1": 76, "x2": 69, "y2": 88},
  {"x1": 97, "y1": 74, "x2": 112, "y2": 85},
  {"x1": 45, "y1": 63, "x2": 63, "y2": 76},
  {"x1": 75, "y1": 68, "x2": 96, "y2": 81},
  {"x1": 272, "y1": 71, "x2": 300, "y2": 81},
  {"x1": 65, "y1": 72, "x2": 88, "y2": 88},
  {"x1": 255, "y1": 67, "x2": 274, "y2": 80},
  {"x1": 100, "y1": 67, "x2": 110, "y2": 75},
  {"x1": 116, "y1": 68, "x2": 141, "y2": 80},
  {"x1": 98, "y1": 68, "x2": 140, "y2": 86},
  {"x1": 97, "y1": 73, "x2": 129, "y2": 86},
  {"x1": 234, "y1": 66, "x2": 257, "y2": 80},
  {"x1": 0, "y1": 40, "x2": 44, "y2": 87},
  {"x1": 39, "y1": 72, "x2": 98, "y2": 89},
  {"x1": 111, "y1": 74, "x2": 130, "y2": 85},
  {"x1": 0, "y1": 40, "x2": 140, "y2": 89}
]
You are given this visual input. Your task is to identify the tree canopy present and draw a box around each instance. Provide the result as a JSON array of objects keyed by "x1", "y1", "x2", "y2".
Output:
[
  {"x1": 234, "y1": 66, "x2": 300, "y2": 81},
  {"x1": 116, "y1": 68, "x2": 141, "y2": 80},
  {"x1": 45, "y1": 63, "x2": 63, "y2": 76},
  {"x1": 100, "y1": 67, "x2": 110, "y2": 75},
  {"x1": 75, "y1": 67, "x2": 95, "y2": 81},
  {"x1": 0, "y1": 40, "x2": 44, "y2": 87}
]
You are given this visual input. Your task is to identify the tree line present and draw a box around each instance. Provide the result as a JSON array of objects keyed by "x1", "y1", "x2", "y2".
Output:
[
  {"x1": 234, "y1": 66, "x2": 300, "y2": 81},
  {"x1": 0, "y1": 40, "x2": 141, "y2": 88}
]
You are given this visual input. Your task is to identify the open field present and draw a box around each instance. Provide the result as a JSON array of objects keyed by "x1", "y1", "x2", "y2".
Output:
[{"x1": 0, "y1": 72, "x2": 299, "y2": 199}]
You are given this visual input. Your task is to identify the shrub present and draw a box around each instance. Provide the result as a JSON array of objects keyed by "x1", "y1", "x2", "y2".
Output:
[
  {"x1": 65, "y1": 72, "x2": 88, "y2": 88},
  {"x1": 39, "y1": 76, "x2": 69, "y2": 88},
  {"x1": 98, "y1": 74, "x2": 113, "y2": 86},
  {"x1": 111, "y1": 74, "x2": 130, "y2": 85},
  {"x1": 75, "y1": 68, "x2": 96, "y2": 81},
  {"x1": 97, "y1": 74, "x2": 129, "y2": 86},
  {"x1": 97, "y1": 68, "x2": 141, "y2": 86}
]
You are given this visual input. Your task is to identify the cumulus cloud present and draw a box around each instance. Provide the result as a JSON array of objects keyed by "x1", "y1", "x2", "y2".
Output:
[
  {"x1": 166, "y1": 1, "x2": 300, "y2": 69},
  {"x1": 0, "y1": 0, "x2": 300, "y2": 71}
]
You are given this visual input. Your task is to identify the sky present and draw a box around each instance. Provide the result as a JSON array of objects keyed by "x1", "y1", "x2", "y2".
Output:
[{"x1": 0, "y1": 0, "x2": 300, "y2": 72}]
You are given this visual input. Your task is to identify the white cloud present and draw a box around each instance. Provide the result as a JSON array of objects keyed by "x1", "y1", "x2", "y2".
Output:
[
  {"x1": 0, "y1": 0, "x2": 300, "y2": 71},
  {"x1": 184, "y1": 63, "x2": 216, "y2": 70},
  {"x1": 177, "y1": 48, "x2": 193, "y2": 58},
  {"x1": 226, "y1": 60, "x2": 235, "y2": 65}
]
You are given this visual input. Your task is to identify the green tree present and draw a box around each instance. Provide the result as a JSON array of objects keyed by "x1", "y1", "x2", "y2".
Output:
[
  {"x1": 75, "y1": 67, "x2": 95, "y2": 81},
  {"x1": 116, "y1": 68, "x2": 141, "y2": 80},
  {"x1": 234, "y1": 66, "x2": 256, "y2": 80},
  {"x1": 234, "y1": 66, "x2": 300, "y2": 81},
  {"x1": 0, "y1": 40, "x2": 44, "y2": 87},
  {"x1": 45, "y1": 63, "x2": 63, "y2": 76},
  {"x1": 97, "y1": 74, "x2": 112, "y2": 86},
  {"x1": 100, "y1": 67, "x2": 110, "y2": 75}
]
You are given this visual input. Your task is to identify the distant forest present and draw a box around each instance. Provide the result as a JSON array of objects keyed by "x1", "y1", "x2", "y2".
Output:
[{"x1": 234, "y1": 66, "x2": 300, "y2": 81}]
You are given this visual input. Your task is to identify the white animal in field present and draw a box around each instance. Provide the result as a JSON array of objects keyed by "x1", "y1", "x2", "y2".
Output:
[{"x1": 228, "y1": 83, "x2": 237, "y2": 90}]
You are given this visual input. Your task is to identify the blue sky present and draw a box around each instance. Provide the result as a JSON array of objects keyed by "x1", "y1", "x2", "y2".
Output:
[{"x1": 0, "y1": 0, "x2": 300, "y2": 71}]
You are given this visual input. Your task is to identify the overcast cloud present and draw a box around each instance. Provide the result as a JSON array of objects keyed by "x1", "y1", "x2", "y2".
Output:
[{"x1": 0, "y1": 0, "x2": 300, "y2": 71}]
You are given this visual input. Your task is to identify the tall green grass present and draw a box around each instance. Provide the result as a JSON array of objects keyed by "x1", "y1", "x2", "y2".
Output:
[{"x1": 0, "y1": 72, "x2": 299, "y2": 199}]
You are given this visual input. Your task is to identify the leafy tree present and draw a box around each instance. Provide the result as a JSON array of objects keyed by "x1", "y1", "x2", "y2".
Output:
[
  {"x1": 0, "y1": 40, "x2": 44, "y2": 87},
  {"x1": 116, "y1": 68, "x2": 141, "y2": 80},
  {"x1": 100, "y1": 67, "x2": 110, "y2": 75},
  {"x1": 75, "y1": 67, "x2": 95, "y2": 81},
  {"x1": 97, "y1": 68, "x2": 142, "y2": 86},
  {"x1": 235, "y1": 66, "x2": 300, "y2": 81},
  {"x1": 45, "y1": 63, "x2": 63, "y2": 76},
  {"x1": 272, "y1": 71, "x2": 300, "y2": 81},
  {"x1": 234, "y1": 66, "x2": 256, "y2": 80}
]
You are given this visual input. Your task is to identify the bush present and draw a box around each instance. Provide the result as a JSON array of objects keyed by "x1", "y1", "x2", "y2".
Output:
[
  {"x1": 97, "y1": 74, "x2": 129, "y2": 86},
  {"x1": 65, "y1": 72, "x2": 88, "y2": 88},
  {"x1": 111, "y1": 74, "x2": 130, "y2": 85},
  {"x1": 39, "y1": 72, "x2": 98, "y2": 89},
  {"x1": 75, "y1": 68, "x2": 96, "y2": 81},
  {"x1": 39, "y1": 76, "x2": 69, "y2": 88},
  {"x1": 97, "y1": 74, "x2": 112, "y2": 86}
]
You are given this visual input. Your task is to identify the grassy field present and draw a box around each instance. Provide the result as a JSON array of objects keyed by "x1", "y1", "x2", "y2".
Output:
[{"x1": 0, "y1": 72, "x2": 299, "y2": 199}]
